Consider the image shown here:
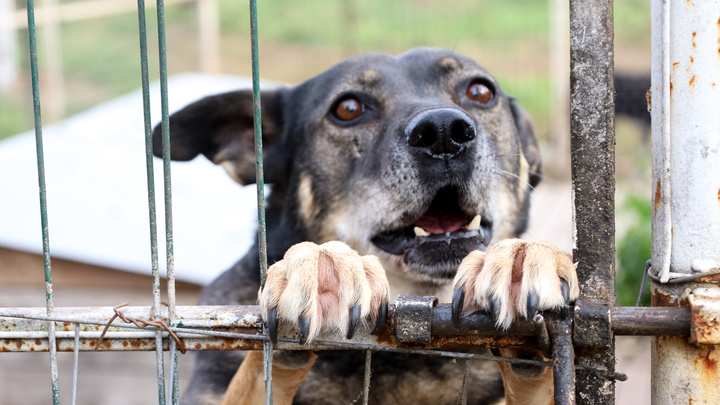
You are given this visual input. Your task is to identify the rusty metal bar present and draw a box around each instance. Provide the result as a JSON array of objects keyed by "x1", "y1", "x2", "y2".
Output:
[
  {"x1": 611, "y1": 307, "x2": 689, "y2": 336},
  {"x1": 549, "y1": 310, "x2": 576, "y2": 405},
  {"x1": 569, "y1": 0, "x2": 616, "y2": 402},
  {"x1": 0, "y1": 305, "x2": 694, "y2": 350}
]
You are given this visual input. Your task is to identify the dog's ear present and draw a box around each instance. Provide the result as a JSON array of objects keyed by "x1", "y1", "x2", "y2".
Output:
[
  {"x1": 152, "y1": 89, "x2": 286, "y2": 185},
  {"x1": 509, "y1": 99, "x2": 542, "y2": 188}
]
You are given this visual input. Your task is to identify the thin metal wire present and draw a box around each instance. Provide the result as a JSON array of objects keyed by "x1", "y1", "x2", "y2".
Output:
[
  {"x1": 262, "y1": 334, "x2": 273, "y2": 405},
  {"x1": 362, "y1": 350, "x2": 372, "y2": 405},
  {"x1": 155, "y1": 0, "x2": 178, "y2": 401},
  {"x1": 135, "y1": 0, "x2": 167, "y2": 400},
  {"x1": 248, "y1": 0, "x2": 268, "y2": 290},
  {"x1": 72, "y1": 323, "x2": 80, "y2": 405},
  {"x1": 25, "y1": 1, "x2": 60, "y2": 403},
  {"x1": 459, "y1": 359, "x2": 470, "y2": 405},
  {"x1": 636, "y1": 260, "x2": 651, "y2": 306},
  {"x1": 647, "y1": 265, "x2": 720, "y2": 284},
  {"x1": 168, "y1": 341, "x2": 178, "y2": 405},
  {"x1": 248, "y1": 0, "x2": 271, "y2": 402}
]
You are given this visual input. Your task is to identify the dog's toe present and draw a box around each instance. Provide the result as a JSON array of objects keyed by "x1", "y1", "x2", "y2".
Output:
[
  {"x1": 452, "y1": 239, "x2": 579, "y2": 329},
  {"x1": 259, "y1": 241, "x2": 389, "y2": 343}
]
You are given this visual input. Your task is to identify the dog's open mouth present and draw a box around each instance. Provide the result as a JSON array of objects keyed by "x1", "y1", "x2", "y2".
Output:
[{"x1": 370, "y1": 186, "x2": 492, "y2": 279}]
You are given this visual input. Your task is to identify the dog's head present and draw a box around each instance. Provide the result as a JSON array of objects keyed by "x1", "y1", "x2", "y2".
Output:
[{"x1": 153, "y1": 48, "x2": 541, "y2": 283}]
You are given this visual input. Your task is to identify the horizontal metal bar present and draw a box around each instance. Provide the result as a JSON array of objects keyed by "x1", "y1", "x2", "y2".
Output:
[
  {"x1": 610, "y1": 307, "x2": 690, "y2": 336},
  {"x1": 0, "y1": 305, "x2": 693, "y2": 353}
]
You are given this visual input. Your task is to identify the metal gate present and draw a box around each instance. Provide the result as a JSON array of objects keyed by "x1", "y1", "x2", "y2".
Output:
[{"x1": 1, "y1": 0, "x2": 719, "y2": 404}]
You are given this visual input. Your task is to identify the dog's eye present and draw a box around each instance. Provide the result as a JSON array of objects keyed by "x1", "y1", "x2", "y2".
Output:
[
  {"x1": 467, "y1": 82, "x2": 493, "y2": 104},
  {"x1": 334, "y1": 97, "x2": 364, "y2": 121}
]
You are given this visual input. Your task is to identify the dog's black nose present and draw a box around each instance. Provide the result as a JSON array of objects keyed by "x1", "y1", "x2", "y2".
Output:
[{"x1": 406, "y1": 108, "x2": 476, "y2": 158}]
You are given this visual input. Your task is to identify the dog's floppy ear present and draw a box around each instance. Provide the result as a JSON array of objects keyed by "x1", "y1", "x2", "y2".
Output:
[
  {"x1": 509, "y1": 99, "x2": 542, "y2": 188},
  {"x1": 152, "y1": 89, "x2": 286, "y2": 185}
]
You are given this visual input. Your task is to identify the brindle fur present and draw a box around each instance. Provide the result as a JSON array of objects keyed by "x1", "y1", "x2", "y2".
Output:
[{"x1": 153, "y1": 48, "x2": 577, "y2": 405}]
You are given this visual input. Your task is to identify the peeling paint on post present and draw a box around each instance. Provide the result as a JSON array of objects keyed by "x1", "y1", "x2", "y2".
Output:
[
  {"x1": 650, "y1": 0, "x2": 720, "y2": 403},
  {"x1": 569, "y1": 0, "x2": 616, "y2": 403}
]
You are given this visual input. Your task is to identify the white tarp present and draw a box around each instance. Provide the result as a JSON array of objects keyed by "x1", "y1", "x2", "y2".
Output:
[{"x1": 0, "y1": 74, "x2": 268, "y2": 285}]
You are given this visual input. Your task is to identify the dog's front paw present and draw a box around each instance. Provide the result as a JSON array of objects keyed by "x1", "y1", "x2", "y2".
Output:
[
  {"x1": 260, "y1": 241, "x2": 389, "y2": 344},
  {"x1": 452, "y1": 239, "x2": 579, "y2": 329}
]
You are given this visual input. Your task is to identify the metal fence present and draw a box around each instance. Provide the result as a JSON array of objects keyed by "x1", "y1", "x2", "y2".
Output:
[{"x1": 1, "y1": 0, "x2": 719, "y2": 404}]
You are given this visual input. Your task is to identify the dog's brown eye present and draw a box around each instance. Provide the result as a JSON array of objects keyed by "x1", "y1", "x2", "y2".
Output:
[
  {"x1": 334, "y1": 97, "x2": 363, "y2": 121},
  {"x1": 467, "y1": 82, "x2": 493, "y2": 104}
]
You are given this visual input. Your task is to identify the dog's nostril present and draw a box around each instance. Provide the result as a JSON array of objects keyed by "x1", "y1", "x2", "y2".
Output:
[
  {"x1": 408, "y1": 123, "x2": 438, "y2": 148},
  {"x1": 450, "y1": 120, "x2": 475, "y2": 144}
]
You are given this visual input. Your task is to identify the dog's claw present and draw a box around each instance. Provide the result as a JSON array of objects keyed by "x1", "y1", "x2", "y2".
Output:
[
  {"x1": 371, "y1": 302, "x2": 388, "y2": 335},
  {"x1": 561, "y1": 279, "x2": 570, "y2": 304},
  {"x1": 490, "y1": 297, "x2": 501, "y2": 322},
  {"x1": 452, "y1": 288, "x2": 465, "y2": 325},
  {"x1": 266, "y1": 307, "x2": 278, "y2": 344},
  {"x1": 297, "y1": 316, "x2": 311, "y2": 344},
  {"x1": 346, "y1": 305, "x2": 361, "y2": 339},
  {"x1": 526, "y1": 291, "x2": 539, "y2": 319}
]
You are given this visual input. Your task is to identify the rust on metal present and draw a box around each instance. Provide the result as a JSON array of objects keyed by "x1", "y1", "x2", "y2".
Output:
[
  {"x1": 651, "y1": 290, "x2": 678, "y2": 307},
  {"x1": 689, "y1": 288, "x2": 720, "y2": 344}
]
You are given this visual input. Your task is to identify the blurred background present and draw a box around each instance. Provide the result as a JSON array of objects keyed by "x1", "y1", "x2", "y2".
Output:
[{"x1": 0, "y1": 0, "x2": 652, "y2": 403}]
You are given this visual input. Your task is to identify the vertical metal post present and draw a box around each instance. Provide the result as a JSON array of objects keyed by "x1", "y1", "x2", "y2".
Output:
[
  {"x1": 248, "y1": 1, "x2": 272, "y2": 403},
  {"x1": 137, "y1": 0, "x2": 167, "y2": 401},
  {"x1": 71, "y1": 323, "x2": 80, "y2": 405},
  {"x1": 26, "y1": 1, "x2": 61, "y2": 403},
  {"x1": 156, "y1": 0, "x2": 178, "y2": 402},
  {"x1": 650, "y1": 0, "x2": 720, "y2": 403},
  {"x1": 569, "y1": 0, "x2": 616, "y2": 403}
]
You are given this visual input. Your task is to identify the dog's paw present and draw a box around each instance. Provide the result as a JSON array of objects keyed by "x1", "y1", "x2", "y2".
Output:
[
  {"x1": 259, "y1": 241, "x2": 389, "y2": 344},
  {"x1": 451, "y1": 239, "x2": 579, "y2": 329}
]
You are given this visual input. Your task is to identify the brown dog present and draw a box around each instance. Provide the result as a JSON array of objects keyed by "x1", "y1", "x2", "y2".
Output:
[{"x1": 153, "y1": 48, "x2": 578, "y2": 405}]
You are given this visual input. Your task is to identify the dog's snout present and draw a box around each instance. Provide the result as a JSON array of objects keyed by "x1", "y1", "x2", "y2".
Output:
[{"x1": 406, "y1": 108, "x2": 476, "y2": 158}]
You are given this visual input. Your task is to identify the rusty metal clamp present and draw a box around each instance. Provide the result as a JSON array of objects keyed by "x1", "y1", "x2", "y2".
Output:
[{"x1": 394, "y1": 295, "x2": 438, "y2": 344}]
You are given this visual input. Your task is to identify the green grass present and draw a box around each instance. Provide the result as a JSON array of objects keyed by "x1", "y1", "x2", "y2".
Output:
[
  {"x1": 1, "y1": 0, "x2": 651, "y2": 142},
  {"x1": 243, "y1": 0, "x2": 552, "y2": 48}
]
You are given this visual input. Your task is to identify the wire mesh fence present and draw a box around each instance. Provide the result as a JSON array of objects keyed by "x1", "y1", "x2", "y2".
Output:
[
  {"x1": 2, "y1": 0, "x2": 719, "y2": 404},
  {"x1": 9, "y1": 0, "x2": 614, "y2": 403}
]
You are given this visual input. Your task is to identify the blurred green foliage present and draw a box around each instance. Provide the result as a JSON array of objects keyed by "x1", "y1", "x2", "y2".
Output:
[{"x1": 616, "y1": 194, "x2": 652, "y2": 306}]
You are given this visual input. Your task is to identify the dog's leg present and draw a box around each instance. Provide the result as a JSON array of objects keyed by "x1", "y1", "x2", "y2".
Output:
[
  {"x1": 221, "y1": 351, "x2": 318, "y2": 405},
  {"x1": 221, "y1": 241, "x2": 389, "y2": 405},
  {"x1": 452, "y1": 239, "x2": 579, "y2": 405},
  {"x1": 495, "y1": 348, "x2": 554, "y2": 405}
]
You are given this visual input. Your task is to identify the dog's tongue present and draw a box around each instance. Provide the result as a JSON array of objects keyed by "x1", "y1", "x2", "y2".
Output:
[{"x1": 415, "y1": 212, "x2": 467, "y2": 234}]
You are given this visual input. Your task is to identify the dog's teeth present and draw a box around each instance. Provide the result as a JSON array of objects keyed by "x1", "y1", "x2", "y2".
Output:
[
  {"x1": 414, "y1": 226, "x2": 430, "y2": 237},
  {"x1": 465, "y1": 215, "x2": 481, "y2": 231}
]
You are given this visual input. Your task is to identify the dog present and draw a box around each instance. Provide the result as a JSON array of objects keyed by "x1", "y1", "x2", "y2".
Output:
[{"x1": 152, "y1": 48, "x2": 579, "y2": 405}]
